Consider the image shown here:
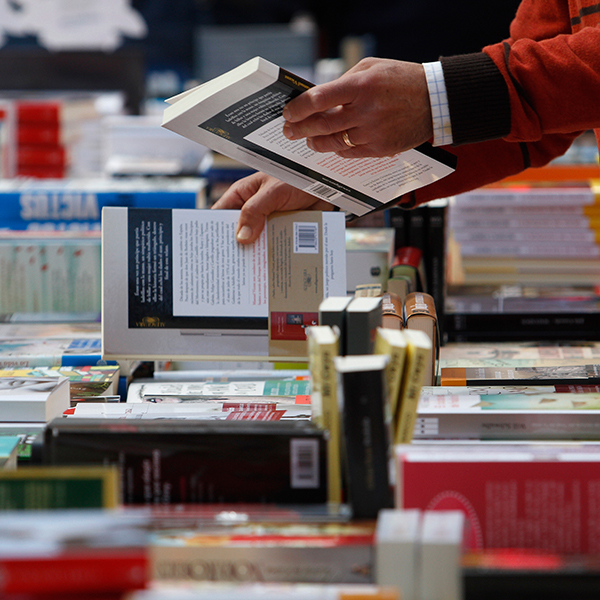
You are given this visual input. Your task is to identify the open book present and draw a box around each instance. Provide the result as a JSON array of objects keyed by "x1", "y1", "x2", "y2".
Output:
[{"x1": 162, "y1": 57, "x2": 456, "y2": 217}]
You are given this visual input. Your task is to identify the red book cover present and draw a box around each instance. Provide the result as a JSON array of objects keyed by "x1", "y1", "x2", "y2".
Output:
[
  {"x1": 18, "y1": 145, "x2": 67, "y2": 167},
  {"x1": 16, "y1": 164, "x2": 67, "y2": 178},
  {"x1": 17, "y1": 101, "x2": 62, "y2": 124},
  {"x1": 396, "y1": 446, "x2": 600, "y2": 555},
  {"x1": 0, "y1": 548, "x2": 149, "y2": 594},
  {"x1": 392, "y1": 246, "x2": 423, "y2": 269},
  {"x1": 18, "y1": 123, "x2": 62, "y2": 146}
]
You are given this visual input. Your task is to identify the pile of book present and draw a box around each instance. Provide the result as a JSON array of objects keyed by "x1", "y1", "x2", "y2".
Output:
[{"x1": 445, "y1": 185, "x2": 600, "y2": 341}]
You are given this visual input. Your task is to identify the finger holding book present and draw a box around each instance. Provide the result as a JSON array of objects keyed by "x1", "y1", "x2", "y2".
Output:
[
  {"x1": 212, "y1": 171, "x2": 332, "y2": 244},
  {"x1": 281, "y1": 57, "x2": 432, "y2": 158}
]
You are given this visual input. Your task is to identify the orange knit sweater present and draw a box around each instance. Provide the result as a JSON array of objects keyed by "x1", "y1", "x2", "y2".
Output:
[{"x1": 399, "y1": 0, "x2": 600, "y2": 207}]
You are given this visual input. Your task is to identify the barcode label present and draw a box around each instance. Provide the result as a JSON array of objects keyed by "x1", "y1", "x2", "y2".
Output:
[
  {"x1": 305, "y1": 182, "x2": 342, "y2": 201},
  {"x1": 294, "y1": 222, "x2": 319, "y2": 254},
  {"x1": 290, "y1": 438, "x2": 319, "y2": 488}
]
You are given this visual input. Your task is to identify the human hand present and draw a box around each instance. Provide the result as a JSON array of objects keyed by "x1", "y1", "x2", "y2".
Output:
[
  {"x1": 211, "y1": 172, "x2": 334, "y2": 244},
  {"x1": 282, "y1": 58, "x2": 433, "y2": 157}
]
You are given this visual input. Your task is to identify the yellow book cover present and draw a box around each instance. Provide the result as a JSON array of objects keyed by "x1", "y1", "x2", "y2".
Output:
[
  {"x1": 307, "y1": 325, "x2": 342, "y2": 504},
  {"x1": 395, "y1": 329, "x2": 432, "y2": 444}
]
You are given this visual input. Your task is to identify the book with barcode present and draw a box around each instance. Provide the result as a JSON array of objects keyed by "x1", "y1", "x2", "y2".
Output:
[
  {"x1": 41, "y1": 418, "x2": 328, "y2": 505},
  {"x1": 162, "y1": 56, "x2": 456, "y2": 217},
  {"x1": 102, "y1": 207, "x2": 346, "y2": 362}
]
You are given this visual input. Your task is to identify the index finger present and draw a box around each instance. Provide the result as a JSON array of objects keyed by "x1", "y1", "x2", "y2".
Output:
[{"x1": 283, "y1": 79, "x2": 355, "y2": 123}]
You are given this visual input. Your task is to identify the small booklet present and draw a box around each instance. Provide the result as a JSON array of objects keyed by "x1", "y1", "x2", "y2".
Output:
[{"x1": 162, "y1": 56, "x2": 457, "y2": 217}]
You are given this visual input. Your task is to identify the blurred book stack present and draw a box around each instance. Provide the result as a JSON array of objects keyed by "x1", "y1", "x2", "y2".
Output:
[{"x1": 445, "y1": 185, "x2": 600, "y2": 342}]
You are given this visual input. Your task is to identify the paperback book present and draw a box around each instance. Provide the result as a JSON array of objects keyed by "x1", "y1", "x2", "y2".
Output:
[
  {"x1": 440, "y1": 364, "x2": 600, "y2": 386},
  {"x1": 42, "y1": 418, "x2": 328, "y2": 505},
  {"x1": 102, "y1": 207, "x2": 347, "y2": 362},
  {"x1": 414, "y1": 391, "x2": 600, "y2": 440},
  {"x1": 149, "y1": 521, "x2": 375, "y2": 584},
  {"x1": 0, "y1": 374, "x2": 70, "y2": 422},
  {"x1": 162, "y1": 56, "x2": 456, "y2": 217}
]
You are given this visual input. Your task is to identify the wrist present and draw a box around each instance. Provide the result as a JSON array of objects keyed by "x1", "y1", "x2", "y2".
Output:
[{"x1": 423, "y1": 61, "x2": 453, "y2": 147}]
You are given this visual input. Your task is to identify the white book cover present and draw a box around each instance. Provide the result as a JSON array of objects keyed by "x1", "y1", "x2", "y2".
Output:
[
  {"x1": 162, "y1": 56, "x2": 456, "y2": 217},
  {"x1": 126, "y1": 379, "x2": 310, "y2": 402},
  {"x1": 0, "y1": 375, "x2": 70, "y2": 422},
  {"x1": 102, "y1": 207, "x2": 347, "y2": 362},
  {"x1": 419, "y1": 510, "x2": 465, "y2": 600},
  {"x1": 375, "y1": 508, "x2": 421, "y2": 600},
  {"x1": 67, "y1": 401, "x2": 311, "y2": 421}
]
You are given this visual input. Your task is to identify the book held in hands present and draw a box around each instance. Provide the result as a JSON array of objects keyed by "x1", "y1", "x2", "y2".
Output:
[
  {"x1": 102, "y1": 207, "x2": 346, "y2": 361},
  {"x1": 162, "y1": 56, "x2": 456, "y2": 217}
]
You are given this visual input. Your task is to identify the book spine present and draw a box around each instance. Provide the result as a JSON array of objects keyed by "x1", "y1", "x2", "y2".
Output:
[
  {"x1": 307, "y1": 326, "x2": 343, "y2": 504},
  {"x1": 444, "y1": 311, "x2": 600, "y2": 343},
  {"x1": 394, "y1": 331, "x2": 432, "y2": 444},
  {"x1": 424, "y1": 201, "x2": 447, "y2": 344},
  {"x1": 457, "y1": 241, "x2": 600, "y2": 259},
  {"x1": 150, "y1": 543, "x2": 373, "y2": 585},
  {"x1": 336, "y1": 359, "x2": 393, "y2": 519},
  {"x1": 453, "y1": 189, "x2": 596, "y2": 207},
  {"x1": 0, "y1": 549, "x2": 148, "y2": 594}
]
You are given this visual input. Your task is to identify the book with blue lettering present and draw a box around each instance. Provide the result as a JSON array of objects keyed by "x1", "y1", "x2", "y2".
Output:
[
  {"x1": 102, "y1": 207, "x2": 347, "y2": 362},
  {"x1": 0, "y1": 336, "x2": 104, "y2": 368},
  {"x1": 0, "y1": 177, "x2": 204, "y2": 231}
]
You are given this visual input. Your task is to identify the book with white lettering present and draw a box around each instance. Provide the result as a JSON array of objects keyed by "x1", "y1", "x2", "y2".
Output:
[
  {"x1": 102, "y1": 207, "x2": 347, "y2": 362},
  {"x1": 162, "y1": 56, "x2": 456, "y2": 217}
]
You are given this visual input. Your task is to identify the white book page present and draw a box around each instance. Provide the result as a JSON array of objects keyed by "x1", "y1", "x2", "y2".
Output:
[
  {"x1": 172, "y1": 210, "x2": 268, "y2": 318},
  {"x1": 246, "y1": 116, "x2": 453, "y2": 203}
]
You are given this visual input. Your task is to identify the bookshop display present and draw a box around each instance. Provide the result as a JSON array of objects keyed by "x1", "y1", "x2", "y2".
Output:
[{"x1": 3, "y1": 48, "x2": 600, "y2": 600}]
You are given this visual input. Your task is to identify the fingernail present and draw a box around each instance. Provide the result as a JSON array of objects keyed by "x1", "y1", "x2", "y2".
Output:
[
  {"x1": 237, "y1": 225, "x2": 252, "y2": 241},
  {"x1": 282, "y1": 123, "x2": 293, "y2": 139},
  {"x1": 282, "y1": 106, "x2": 290, "y2": 119}
]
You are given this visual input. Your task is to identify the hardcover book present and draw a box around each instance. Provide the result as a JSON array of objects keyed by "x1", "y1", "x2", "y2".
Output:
[
  {"x1": 42, "y1": 418, "x2": 328, "y2": 505},
  {"x1": 403, "y1": 291, "x2": 438, "y2": 386},
  {"x1": 102, "y1": 207, "x2": 347, "y2": 362},
  {"x1": 162, "y1": 56, "x2": 456, "y2": 217}
]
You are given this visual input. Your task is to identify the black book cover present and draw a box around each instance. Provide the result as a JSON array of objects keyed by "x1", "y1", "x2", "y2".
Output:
[
  {"x1": 445, "y1": 311, "x2": 600, "y2": 343},
  {"x1": 42, "y1": 419, "x2": 327, "y2": 505},
  {"x1": 336, "y1": 355, "x2": 393, "y2": 519}
]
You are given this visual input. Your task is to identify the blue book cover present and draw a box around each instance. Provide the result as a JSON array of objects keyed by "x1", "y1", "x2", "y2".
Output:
[{"x1": 0, "y1": 178, "x2": 203, "y2": 231}]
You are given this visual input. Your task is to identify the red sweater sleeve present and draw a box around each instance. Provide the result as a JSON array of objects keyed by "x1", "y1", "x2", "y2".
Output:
[{"x1": 397, "y1": 0, "x2": 596, "y2": 208}]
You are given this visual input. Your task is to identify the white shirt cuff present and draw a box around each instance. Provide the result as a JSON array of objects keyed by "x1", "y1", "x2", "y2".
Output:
[{"x1": 423, "y1": 61, "x2": 453, "y2": 147}]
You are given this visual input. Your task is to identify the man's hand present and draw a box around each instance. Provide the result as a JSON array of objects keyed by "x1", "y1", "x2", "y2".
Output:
[
  {"x1": 211, "y1": 172, "x2": 333, "y2": 244},
  {"x1": 282, "y1": 58, "x2": 433, "y2": 157}
]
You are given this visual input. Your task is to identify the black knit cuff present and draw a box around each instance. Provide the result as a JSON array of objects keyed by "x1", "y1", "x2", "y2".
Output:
[{"x1": 440, "y1": 51, "x2": 511, "y2": 145}]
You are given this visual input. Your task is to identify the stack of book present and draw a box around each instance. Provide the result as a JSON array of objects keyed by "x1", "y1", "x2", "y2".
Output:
[
  {"x1": 1, "y1": 91, "x2": 125, "y2": 179},
  {"x1": 445, "y1": 185, "x2": 600, "y2": 341}
]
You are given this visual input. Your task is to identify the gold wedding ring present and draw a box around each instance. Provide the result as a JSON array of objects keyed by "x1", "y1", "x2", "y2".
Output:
[{"x1": 342, "y1": 130, "x2": 356, "y2": 148}]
